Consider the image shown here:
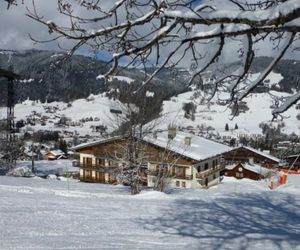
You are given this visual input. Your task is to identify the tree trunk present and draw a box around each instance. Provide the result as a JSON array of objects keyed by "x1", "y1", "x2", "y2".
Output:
[{"x1": 130, "y1": 179, "x2": 140, "y2": 195}]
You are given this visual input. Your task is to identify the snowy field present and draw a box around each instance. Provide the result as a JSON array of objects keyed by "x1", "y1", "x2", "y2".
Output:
[
  {"x1": 1, "y1": 175, "x2": 300, "y2": 250},
  {"x1": 15, "y1": 160, "x2": 79, "y2": 177}
]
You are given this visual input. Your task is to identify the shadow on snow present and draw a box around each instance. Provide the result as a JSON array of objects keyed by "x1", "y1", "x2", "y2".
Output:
[{"x1": 138, "y1": 192, "x2": 300, "y2": 249}]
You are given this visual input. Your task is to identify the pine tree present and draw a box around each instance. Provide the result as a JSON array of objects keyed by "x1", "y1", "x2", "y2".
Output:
[
  {"x1": 59, "y1": 139, "x2": 68, "y2": 155},
  {"x1": 225, "y1": 123, "x2": 229, "y2": 131}
]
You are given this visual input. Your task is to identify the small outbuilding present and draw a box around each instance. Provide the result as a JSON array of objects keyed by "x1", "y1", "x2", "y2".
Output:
[
  {"x1": 225, "y1": 162, "x2": 272, "y2": 180},
  {"x1": 45, "y1": 150, "x2": 67, "y2": 161}
]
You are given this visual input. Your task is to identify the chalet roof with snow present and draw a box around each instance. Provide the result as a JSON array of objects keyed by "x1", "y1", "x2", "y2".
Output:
[
  {"x1": 143, "y1": 131, "x2": 232, "y2": 162},
  {"x1": 241, "y1": 146, "x2": 280, "y2": 163},
  {"x1": 225, "y1": 146, "x2": 281, "y2": 163},
  {"x1": 226, "y1": 162, "x2": 271, "y2": 175},
  {"x1": 72, "y1": 136, "x2": 122, "y2": 151},
  {"x1": 23, "y1": 150, "x2": 37, "y2": 157},
  {"x1": 72, "y1": 132, "x2": 231, "y2": 162},
  {"x1": 47, "y1": 150, "x2": 65, "y2": 156}
]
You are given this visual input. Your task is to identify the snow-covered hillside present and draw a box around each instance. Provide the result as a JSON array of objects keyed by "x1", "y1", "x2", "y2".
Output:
[
  {"x1": 0, "y1": 71, "x2": 298, "y2": 137},
  {"x1": 0, "y1": 93, "x2": 123, "y2": 136},
  {"x1": 158, "y1": 72, "x2": 299, "y2": 136},
  {"x1": 0, "y1": 175, "x2": 300, "y2": 249}
]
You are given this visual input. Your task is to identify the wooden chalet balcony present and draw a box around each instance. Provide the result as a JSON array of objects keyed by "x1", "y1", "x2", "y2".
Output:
[
  {"x1": 79, "y1": 176, "x2": 96, "y2": 182},
  {"x1": 147, "y1": 170, "x2": 161, "y2": 176},
  {"x1": 80, "y1": 164, "x2": 117, "y2": 171},
  {"x1": 174, "y1": 174, "x2": 193, "y2": 180},
  {"x1": 196, "y1": 165, "x2": 225, "y2": 179},
  {"x1": 148, "y1": 170, "x2": 192, "y2": 180}
]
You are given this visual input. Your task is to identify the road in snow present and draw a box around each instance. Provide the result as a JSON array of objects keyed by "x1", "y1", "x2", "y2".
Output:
[{"x1": 0, "y1": 175, "x2": 300, "y2": 250}]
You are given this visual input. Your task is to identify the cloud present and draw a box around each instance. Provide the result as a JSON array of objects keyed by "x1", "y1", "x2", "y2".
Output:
[
  {"x1": 1, "y1": 1, "x2": 43, "y2": 49},
  {"x1": 0, "y1": 0, "x2": 78, "y2": 51},
  {"x1": 0, "y1": 0, "x2": 299, "y2": 65}
]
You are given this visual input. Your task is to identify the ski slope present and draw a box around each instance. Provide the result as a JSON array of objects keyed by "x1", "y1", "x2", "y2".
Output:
[{"x1": 0, "y1": 175, "x2": 300, "y2": 249}]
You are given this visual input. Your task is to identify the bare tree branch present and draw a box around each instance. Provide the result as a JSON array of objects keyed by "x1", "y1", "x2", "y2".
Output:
[{"x1": 23, "y1": 0, "x2": 300, "y2": 114}]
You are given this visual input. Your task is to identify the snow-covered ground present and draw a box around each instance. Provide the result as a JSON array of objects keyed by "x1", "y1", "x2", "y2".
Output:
[
  {"x1": 15, "y1": 160, "x2": 79, "y2": 177},
  {"x1": 159, "y1": 73, "x2": 299, "y2": 135},
  {"x1": 0, "y1": 175, "x2": 300, "y2": 249},
  {"x1": 0, "y1": 93, "x2": 131, "y2": 138}
]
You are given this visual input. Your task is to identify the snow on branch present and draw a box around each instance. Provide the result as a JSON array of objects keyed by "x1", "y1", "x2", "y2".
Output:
[
  {"x1": 238, "y1": 32, "x2": 295, "y2": 100},
  {"x1": 272, "y1": 91, "x2": 300, "y2": 116},
  {"x1": 164, "y1": 0, "x2": 300, "y2": 28},
  {"x1": 25, "y1": 0, "x2": 300, "y2": 115}
]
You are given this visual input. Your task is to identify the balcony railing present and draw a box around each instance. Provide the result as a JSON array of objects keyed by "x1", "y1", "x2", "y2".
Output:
[
  {"x1": 148, "y1": 170, "x2": 192, "y2": 180},
  {"x1": 80, "y1": 176, "x2": 98, "y2": 182},
  {"x1": 196, "y1": 165, "x2": 225, "y2": 179},
  {"x1": 174, "y1": 174, "x2": 193, "y2": 180},
  {"x1": 80, "y1": 164, "x2": 117, "y2": 171}
]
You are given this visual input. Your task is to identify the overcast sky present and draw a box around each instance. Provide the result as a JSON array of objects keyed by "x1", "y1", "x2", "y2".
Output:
[
  {"x1": 0, "y1": 0, "x2": 299, "y2": 63},
  {"x1": 0, "y1": 1, "x2": 50, "y2": 50},
  {"x1": 0, "y1": 0, "x2": 131, "y2": 56}
]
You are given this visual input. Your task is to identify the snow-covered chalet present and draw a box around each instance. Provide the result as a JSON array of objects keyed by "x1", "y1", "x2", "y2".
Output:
[{"x1": 72, "y1": 130, "x2": 231, "y2": 189}]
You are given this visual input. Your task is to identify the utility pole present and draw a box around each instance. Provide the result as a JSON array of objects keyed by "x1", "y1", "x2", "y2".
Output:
[{"x1": 0, "y1": 67, "x2": 19, "y2": 172}]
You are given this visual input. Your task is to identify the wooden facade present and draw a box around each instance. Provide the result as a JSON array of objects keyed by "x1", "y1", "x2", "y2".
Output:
[
  {"x1": 75, "y1": 138, "x2": 195, "y2": 185},
  {"x1": 222, "y1": 146, "x2": 279, "y2": 169},
  {"x1": 225, "y1": 163, "x2": 266, "y2": 180},
  {"x1": 76, "y1": 139, "x2": 127, "y2": 184},
  {"x1": 74, "y1": 137, "x2": 226, "y2": 188}
]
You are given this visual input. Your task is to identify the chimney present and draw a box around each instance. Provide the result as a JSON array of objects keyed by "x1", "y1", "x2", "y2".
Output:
[
  {"x1": 184, "y1": 137, "x2": 191, "y2": 146},
  {"x1": 249, "y1": 157, "x2": 254, "y2": 165},
  {"x1": 168, "y1": 126, "x2": 176, "y2": 140}
]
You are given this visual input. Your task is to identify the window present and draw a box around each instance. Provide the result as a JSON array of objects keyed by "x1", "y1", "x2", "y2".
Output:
[
  {"x1": 83, "y1": 157, "x2": 93, "y2": 169},
  {"x1": 174, "y1": 166, "x2": 185, "y2": 178},
  {"x1": 197, "y1": 166, "x2": 201, "y2": 172},
  {"x1": 96, "y1": 158, "x2": 105, "y2": 168},
  {"x1": 182, "y1": 182, "x2": 186, "y2": 188},
  {"x1": 84, "y1": 169, "x2": 91, "y2": 178},
  {"x1": 106, "y1": 160, "x2": 115, "y2": 167},
  {"x1": 204, "y1": 163, "x2": 209, "y2": 170},
  {"x1": 236, "y1": 172, "x2": 244, "y2": 178},
  {"x1": 156, "y1": 165, "x2": 160, "y2": 172},
  {"x1": 176, "y1": 181, "x2": 180, "y2": 187}
]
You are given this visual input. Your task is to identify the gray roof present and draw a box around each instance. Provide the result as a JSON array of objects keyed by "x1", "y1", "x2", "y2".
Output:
[
  {"x1": 72, "y1": 132, "x2": 232, "y2": 162},
  {"x1": 144, "y1": 131, "x2": 232, "y2": 161}
]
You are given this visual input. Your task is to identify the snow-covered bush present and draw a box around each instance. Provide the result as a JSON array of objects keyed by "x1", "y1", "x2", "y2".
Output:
[{"x1": 7, "y1": 166, "x2": 35, "y2": 178}]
